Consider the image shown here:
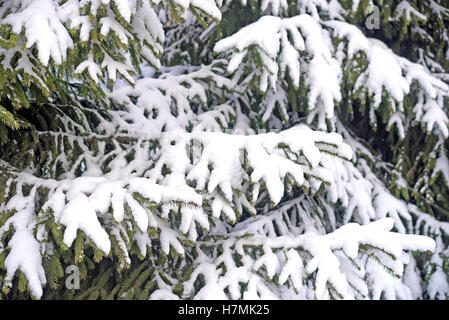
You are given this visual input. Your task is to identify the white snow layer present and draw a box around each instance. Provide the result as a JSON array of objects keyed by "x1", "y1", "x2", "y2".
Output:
[{"x1": 215, "y1": 15, "x2": 449, "y2": 135}]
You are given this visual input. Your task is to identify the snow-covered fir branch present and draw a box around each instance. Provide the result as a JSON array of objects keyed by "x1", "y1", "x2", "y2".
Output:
[{"x1": 0, "y1": 0, "x2": 448, "y2": 300}]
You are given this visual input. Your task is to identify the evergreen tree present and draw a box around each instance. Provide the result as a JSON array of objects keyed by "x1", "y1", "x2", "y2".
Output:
[{"x1": 0, "y1": 0, "x2": 448, "y2": 299}]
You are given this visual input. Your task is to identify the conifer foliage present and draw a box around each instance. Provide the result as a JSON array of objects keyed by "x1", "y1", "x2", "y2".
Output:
[{"x1": 0, "y1": 0, "x2": 448, "y2": 299}]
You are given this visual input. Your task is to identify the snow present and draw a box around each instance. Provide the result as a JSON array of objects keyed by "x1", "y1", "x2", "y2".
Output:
[
  {"x1": 434, "y1": 138, "x2": 449, "y2": 184},
  {"x1": 260, "y1": 0, "x2": 287, "y2": 16},
  {"x1": 395, "y1": 1, "x2": 427, "y2": 21},
  {"x1": 373, "y1": 188, "x2": 411, "y2": 234},
  {"x1": 428, "y1": 268, "x2": 449, "y2": 299},
  {"x1": 160, "y1": 227, "x2": 185, "y2": 255},
  {"x1": 101, "y1": 54, "x2": 135, "y2": 83},
  {"x1": 190, "y1": 0, "x2": 222, "y2": 21},
  {"x1": 0, "y1": 120, "x2": 365, "y2": 297},
  {"x1": 100, "y1": 17, "x2": 132, "y2": 45},
  {"x1": 0, "y1": 0, "x2": 221, "y2": 89},
  {"x1": 74, "y1": 53, "x2": 103, "y2": 83},
  {"x1": 254, "y1": 245, "x2": 280, "y2": 279},
  {"x1": 60, "y1": 193, "x2": 111, "y2": 254},
  {"x1": 112, "y1": 0, "x2": 132, "y2": 22},
  {"x1": 278, "y1": 249, "x2": 304, "y2": 291},
  {"x1": 326, "y1": 19, "x2": 449, "y2": 137},
  {"x1": 1, "y1": 0, "x2": 73, "y2": 66},
  {"x1": 0, "y1": 0, "x2": 446, "y2": 300},
  {"x1": 150, "y1": 289, "x2": 181, "y2": 300},
  {"x1": 365, "y1": 41, "x2": 410, "y2": 107},
  {"x1": 215, "y1": 15, "x2": 341, "y2": 127},
  {"x1": 5, "y1": 229, "x2": 46, "y2": 299},
  {"x1": 124, "y1": 193, "x2": 150, "y2": 232},
  {"x1": 3, "y1": 200, "x2": 46, "y2": 299},
  {"x1": 192, "y1": 218, "x2": 435, "y2": 300},
  {"x1": 214, "y1": 12, "x2": 446, "y2": 134},
  {"x1": 215, "y1": 16, "x2": 281, "y2": 58}
]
